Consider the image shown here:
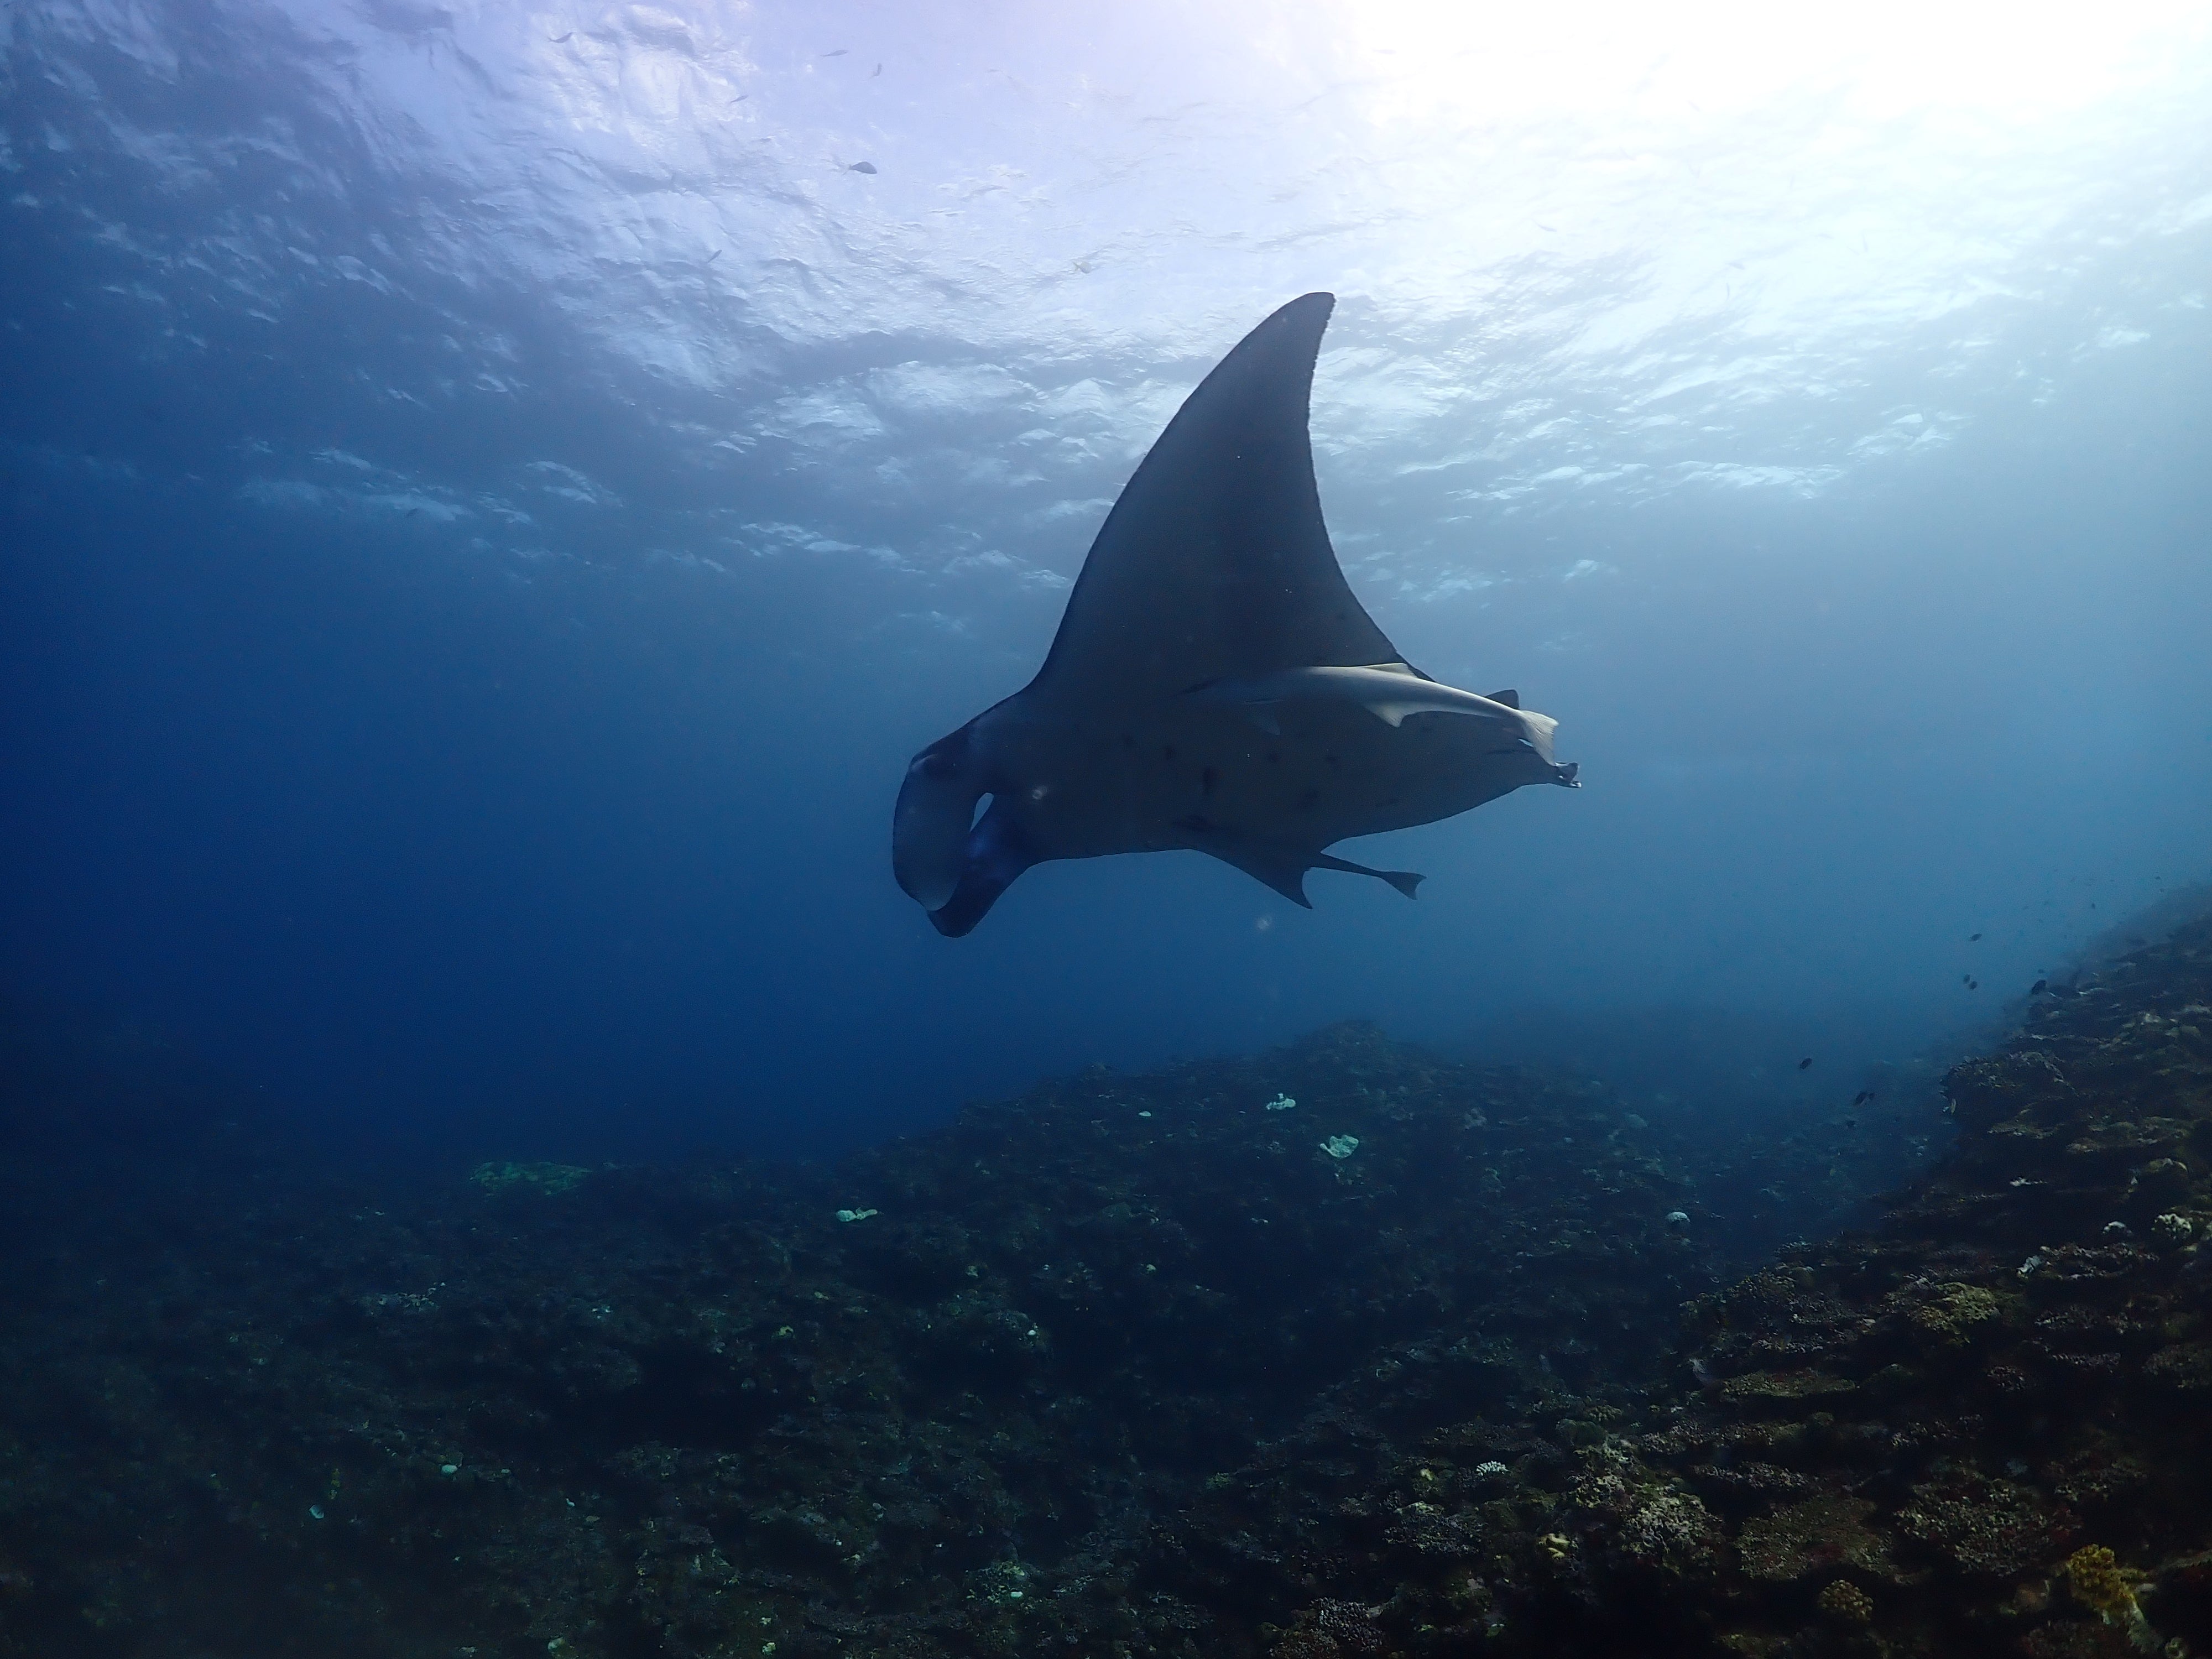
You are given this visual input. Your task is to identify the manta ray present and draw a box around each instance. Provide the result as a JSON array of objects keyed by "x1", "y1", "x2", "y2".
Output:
[{"x1": 893, "y1": 291, "x2": 1578, "y2": 937}]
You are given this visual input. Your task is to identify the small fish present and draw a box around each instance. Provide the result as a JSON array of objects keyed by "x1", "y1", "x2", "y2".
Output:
[
  {"x1": 1797, "y1": 1057, "x2": 1812, "y2": 1071},
  {"x1": 549, "y1": 31, "x2": 572, "y2": 41},
  {"x1": 1966, "y1": 978, "x2": 1980, "y2": 991},
  {"x1": 729, "y1": 94, "x2": 748, "y2": 103},
  {"x1": 1851, "y1": 1090, "x2": 1872, "y2": 1107},
  {"x1": 872, "y1": 62, "x2": 882, "y2": 76},
  {"x1": 848, "y1": 160, "x2": 877, "y2": 174},
  {"x1": 1841, "y1": 1117, "x2": 1857, "y2": 1131},
  {"x1": 1961, "y1": 974, "x2": 1973, "y2": 985},
  {"x1": 1969, "y1": 932, "x2": 1982, "y2": 941},
  {"x1": 821, "y1": 48, "x2": 848, "y2": 57},
  {"x1": 705, "y1": 249, "x2": 721, "y2": 262}
]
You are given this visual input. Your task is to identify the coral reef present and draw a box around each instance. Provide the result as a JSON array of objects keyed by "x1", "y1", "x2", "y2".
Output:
[
  {"x1": 0, "y1": 1022, "x2": 1756, "y2": 1657},
  {"x1": 1, "y1": 904, "x2": 2206, "y2": 1658},
  {"x1": 1817, "y1": 1578, "x2": 1875, "y2": 1625},
  {"x1": 1142, "y1": 910, "x2": 2212, "y2": 1658}
]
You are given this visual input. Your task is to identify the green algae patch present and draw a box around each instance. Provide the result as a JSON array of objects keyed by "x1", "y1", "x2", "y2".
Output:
[
  {"x1": 1897, "y1": 1473, "x2": 2080, "y2": 1579},
  {"x1": 470, "y1": 1160, "x2": 592, "y2": 1196},
  {"x1": 1738, "y1": 1494, "x2": 1896, "y2": 1583},
  {"x1": 1906, "y1": 1281, "x2": 2008, "y2": 1346},
  {"x1": 1719, "y1": 1367, "x2": 1859, "y2": 1405}
]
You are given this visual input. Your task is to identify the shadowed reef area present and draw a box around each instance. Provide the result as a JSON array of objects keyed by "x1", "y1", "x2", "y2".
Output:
[{"x1": 2, "y1": 909, "x2": 2210, "y2": 1658}]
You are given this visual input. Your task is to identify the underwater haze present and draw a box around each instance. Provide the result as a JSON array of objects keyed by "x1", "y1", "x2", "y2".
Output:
[{"x1": 4, "y1": 0, "x2": 2211, "y2": 1162}]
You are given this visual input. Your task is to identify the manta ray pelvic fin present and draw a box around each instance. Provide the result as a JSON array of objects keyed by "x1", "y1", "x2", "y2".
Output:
[{"x1": 1176, "y1": 822, "x2": 1423, "y2": 908}]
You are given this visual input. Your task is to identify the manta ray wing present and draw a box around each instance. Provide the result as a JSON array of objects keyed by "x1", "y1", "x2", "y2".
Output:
[{"x1": 1028, "y1": 293, "x2": 1401, "y2": 705}]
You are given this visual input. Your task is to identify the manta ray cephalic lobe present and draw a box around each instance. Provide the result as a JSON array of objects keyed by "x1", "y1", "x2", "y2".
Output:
[{"x1": 893, "y1": 292, "x2": 1578, "y2": 937}]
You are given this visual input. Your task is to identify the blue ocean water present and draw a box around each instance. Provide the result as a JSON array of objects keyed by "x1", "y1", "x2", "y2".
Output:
[{"x1": 4, "y1": 0, "x2": 2210, "y2": 1167}]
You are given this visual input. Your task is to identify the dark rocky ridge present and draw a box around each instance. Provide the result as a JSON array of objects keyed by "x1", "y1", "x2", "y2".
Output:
[
  {"x1": 1156, "y1": 909, "x2": 2212, "y2": 1659},
  {"x1": 2, "y1": 911, "x2": 2202, "y2": 1658}
]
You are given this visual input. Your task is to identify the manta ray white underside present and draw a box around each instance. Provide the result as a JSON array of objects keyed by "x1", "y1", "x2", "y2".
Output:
[{"x1": 893, "y1": 292, "x2": 1578, "y2": 937}]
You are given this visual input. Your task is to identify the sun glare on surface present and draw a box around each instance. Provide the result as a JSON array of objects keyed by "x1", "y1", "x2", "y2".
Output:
[{"x1": 1327, "y1": 0, "x2": 2212, "y2": 129}]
